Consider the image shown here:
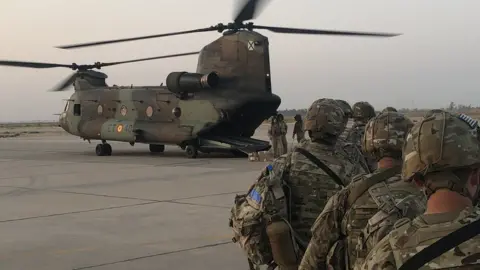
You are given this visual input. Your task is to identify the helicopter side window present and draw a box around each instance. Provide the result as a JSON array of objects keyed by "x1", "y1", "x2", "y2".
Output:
[{"x1": 73, "y1": 104, "x2": 81, "y2": 116}]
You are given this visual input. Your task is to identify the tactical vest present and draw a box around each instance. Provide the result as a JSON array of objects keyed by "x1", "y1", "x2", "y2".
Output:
[
  {"x1": 354, "y1": 177, "x2": 426, "y2": 269},
  {"x1": 388, "y1": 207, "x2": 480, "y2": 269},
  {"x1": 330, "y1": 167, "x2": 402, "y2": 270}
]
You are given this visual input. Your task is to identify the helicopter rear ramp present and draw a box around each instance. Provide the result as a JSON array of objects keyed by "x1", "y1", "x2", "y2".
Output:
[{"x1": 198, "y1": 135, "x2": 271, "y2": 154}]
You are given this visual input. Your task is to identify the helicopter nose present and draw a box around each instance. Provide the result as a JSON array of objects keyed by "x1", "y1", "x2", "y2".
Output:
[{"x1": 58, "y1": 112, "x2": 69, "y2": 131}]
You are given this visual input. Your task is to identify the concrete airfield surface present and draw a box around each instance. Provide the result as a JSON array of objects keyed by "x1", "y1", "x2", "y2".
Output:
[{"x1": 0, "y1": 123, "x2": 301, "y2": 270}]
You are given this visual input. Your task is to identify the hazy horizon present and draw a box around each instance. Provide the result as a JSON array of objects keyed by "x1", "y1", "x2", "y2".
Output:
[{"x1": 1, "y1": 0, "x2": 479, "y2": 122}]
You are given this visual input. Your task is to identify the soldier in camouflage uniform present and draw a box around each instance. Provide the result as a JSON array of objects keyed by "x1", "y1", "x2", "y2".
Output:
[
  {"x1": 334, "y1": 99, "x2": 367, "y2": 181},
  {"x1": 381, "y1": 106, "x2": 397, "y2": 113},
  {"x1": 293, "y1": 114, "x2": 305, "y2": 143},
  {"x1": 360, "y1": 109, "x2": 480, "y2": 270},
  {"x1": 334, "y1": 99, "x2": 353, "y2": 141},
  {"x1": 278, "y1": 113, "x2": 289, "y2": 154},
  {"x1": 265, "y1": 98, "x2": 353, "y2": 269},
  {"x1": 298, "y1": 111, "x2": 425, "y2": 270},
  {"x1": 268, "y1": 114, "x2": 283, "y2": 158},
  {"x1": 344, "y1": 101, "x2": 377, "y2": 173}
]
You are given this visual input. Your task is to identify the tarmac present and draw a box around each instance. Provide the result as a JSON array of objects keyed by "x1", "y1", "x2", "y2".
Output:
[{"x1": 0, "y1": 123, "x2": 298, "y2": 270}]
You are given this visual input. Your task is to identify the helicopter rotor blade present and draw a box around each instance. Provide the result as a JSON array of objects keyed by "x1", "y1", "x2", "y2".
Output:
[
  {"x1": 0, "y1": 60, "x2": 73, "y2": 69},
  {"x1": 252, "y1": 25, "x2": 401, "y2": 37},
  {"x1": 56, "y1": 27, "x2": 217, "y2": 50},
  {"x1": 99, "y1": 51, "x2": 200, "y2": 67},
  {"x1": 50, "y1": 73, "x2": 78, "y2": 92},
  {"x1": 234, "y1": 0, "x2": 270, "y2": 23}
]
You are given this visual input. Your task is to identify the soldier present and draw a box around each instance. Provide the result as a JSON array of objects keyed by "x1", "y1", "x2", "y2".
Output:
[
  {"x1": 334, "y1": 99, "x2": 366, "y2": 181},
  {"x1": 277, "y1": 113, "x2": 288, "y2": 154},
  {"x1": 381, "y1": 106, "x2": 397, "y2": 113},
  {"x1": 359, "y1": 110, "x2": 480, "y2": 270},
  {"x1": 298, "y1": 111, "x2": 425, "y2": 270},
  {"x1": 268, "y1": 114, "x2": 283, "y2": 158},
  {"x1": 292, "y1": 114, "x2": 305, "y2": 143},
  {"x1": 234, "y1": 98, "x2": 352, "y2": 270},
  {"x1": 334, "y1": 99, "x2": 353, "y2": 142},
  {"x1": 344, "y1": 101, "x2": 376, "y2": 172}
]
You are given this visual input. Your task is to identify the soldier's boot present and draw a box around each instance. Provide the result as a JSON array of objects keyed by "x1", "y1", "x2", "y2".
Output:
[{"x1": 266, "y1": 220, "x2": 299, "y2": 270}]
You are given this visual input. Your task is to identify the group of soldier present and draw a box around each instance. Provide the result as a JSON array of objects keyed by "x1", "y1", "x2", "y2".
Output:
[
  {"x1": 229, "y1": 98, "x2": 480, "y2": 270},
  {"x1": 269, "y1": 113, "x2": 307, "y2": 158}
]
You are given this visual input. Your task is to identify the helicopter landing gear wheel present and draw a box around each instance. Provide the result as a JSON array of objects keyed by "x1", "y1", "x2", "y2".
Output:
[
  {"x1": 149, "y1": 144, "x2": 165, "y2": 153},
  {"x1": 95, "y1": 143, "x2": 112, "y2": 156},
  {"x1": 185, "y1": 145, "x2": 198, "y2": 159}
]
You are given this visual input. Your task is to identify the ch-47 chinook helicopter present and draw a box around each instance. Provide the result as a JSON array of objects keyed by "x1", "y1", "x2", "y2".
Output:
[{"x1": 0, "y1": 0, "x2": 400, "y2": 159}]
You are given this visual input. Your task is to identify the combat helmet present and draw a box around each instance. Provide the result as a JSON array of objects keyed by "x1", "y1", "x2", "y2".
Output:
[
  {"x1": 335, "y1": 99, "x2": 352, "y2": 118},
  {"x1": 352, "y1": 101, "x2": 376, "y2": 122},
  {"x1": 362, "y1": 111, "x2": 413, "y2": 161},
  {"x1": 402, "y1": 110, "x2": 480, "y2": 198},
  {"x1": 381, "y1": 106, "x2": 397, "y2": 113},
  {"x1": 294, "y1": 114, "x2": 302, "y2": 122},
  {"x1": 304, "y1": 98, "x2": 345, "y2": 143}
]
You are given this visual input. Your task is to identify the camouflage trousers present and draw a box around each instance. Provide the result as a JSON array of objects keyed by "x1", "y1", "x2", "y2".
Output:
[
  {"x1": 271, "y1": 136, "x2": 286, "y2": 158},
  {"x1": 270, "y1": 136, "x2": 282, "y2": 158},
  {"x1": 280, "y1": 135, "x2": 288, "y2": 155}
]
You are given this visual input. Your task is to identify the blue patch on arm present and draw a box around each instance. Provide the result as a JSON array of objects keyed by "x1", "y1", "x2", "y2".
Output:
[{"x1": 248, "y1": 189, "x2": 262, "y2": 204}]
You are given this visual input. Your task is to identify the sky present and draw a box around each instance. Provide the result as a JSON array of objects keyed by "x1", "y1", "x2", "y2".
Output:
[{"x1": 0, "y1": 0, "x2": 479, "y2": 122}]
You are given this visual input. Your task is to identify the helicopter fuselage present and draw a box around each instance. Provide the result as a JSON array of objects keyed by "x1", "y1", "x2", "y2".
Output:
[{"x1": 59, "y1": 85, "x2": 280, "y2": 148}]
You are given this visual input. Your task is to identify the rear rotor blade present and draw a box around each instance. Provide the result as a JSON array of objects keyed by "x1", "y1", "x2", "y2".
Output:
[
  {"x1": 0, "y1": 60, "x2": 73, "y2": 69},
  {"x1": 50, "y1": 73, "x2": 78, "y2": 92},
  {"x1": 234, "y1": 0, "x2": 270, "y2": 23},
  {"x1": 56, "y1": 27, "x2": 217, "y2": 49},
  {"x1": 253, "y1": 25, "x2": 401, "y2": 37},
  {"x1": 100, "y1": 51, "x2": 200, "y2": 67}
]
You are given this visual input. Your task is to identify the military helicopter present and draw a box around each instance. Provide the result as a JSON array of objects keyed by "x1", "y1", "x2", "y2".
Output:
[{"x1": 0, "y1": 0, "x2": 400, "y2": 158}]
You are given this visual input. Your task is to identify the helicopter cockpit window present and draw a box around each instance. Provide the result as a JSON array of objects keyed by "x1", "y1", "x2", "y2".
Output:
[{"x1": 73, "y1": 104, "x2": 81, "y2": 116}]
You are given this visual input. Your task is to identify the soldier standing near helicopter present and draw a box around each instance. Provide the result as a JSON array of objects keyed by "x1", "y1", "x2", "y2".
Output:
[
  {"x1": 268, "y1": 114, "x2": 283, "y2": 158},
  {"x1": 278, "y1": 114, "x2": 289, "y2": 154},
  {"x1": 293, "y1": 114, "x2": 305, "y2": 143}
]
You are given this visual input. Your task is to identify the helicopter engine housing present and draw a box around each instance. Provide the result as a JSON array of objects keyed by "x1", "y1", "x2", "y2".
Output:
[{"x1": 166, "y1": 71, "x2": 219, "y2": 94}]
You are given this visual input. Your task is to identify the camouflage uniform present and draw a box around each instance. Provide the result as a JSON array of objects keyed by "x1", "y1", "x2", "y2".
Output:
[
  {"x1": 265, "y1": 99, "x2": 351, "y2": 269},
  {"x1": 345, "y1": 102, "x2": 377, "y2": 172},
  {"x1": 335, "y1": 99, "x2": 353, "y2": 142},
  {"x1": 278, "y1": 114, "x2": 289, "y2": 154},
  {"x1": 268, "y1": 115, "x2": 283, "y2": 158},
  {"x1": 360, "y1": 110, "x2": 480, "y2": 270},
  {"x1": 334, "y1": 100, "x2": 366, "y2": 179},
  {"x1": 299, "y1": 112, "x2": 425, "y2": 270},
  {"x1": 293, "y1": 114, "x2": 305, "y2": 143}
]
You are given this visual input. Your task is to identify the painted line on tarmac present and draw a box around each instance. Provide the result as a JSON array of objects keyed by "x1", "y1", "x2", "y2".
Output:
[{"x1": 72, "y1": 241, "x2": 232, "y2": 270}]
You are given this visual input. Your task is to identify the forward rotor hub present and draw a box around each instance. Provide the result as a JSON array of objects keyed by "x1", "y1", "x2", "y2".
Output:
[{"x1": 214, "y1": 22, "x2": 254, "y2": 33}]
